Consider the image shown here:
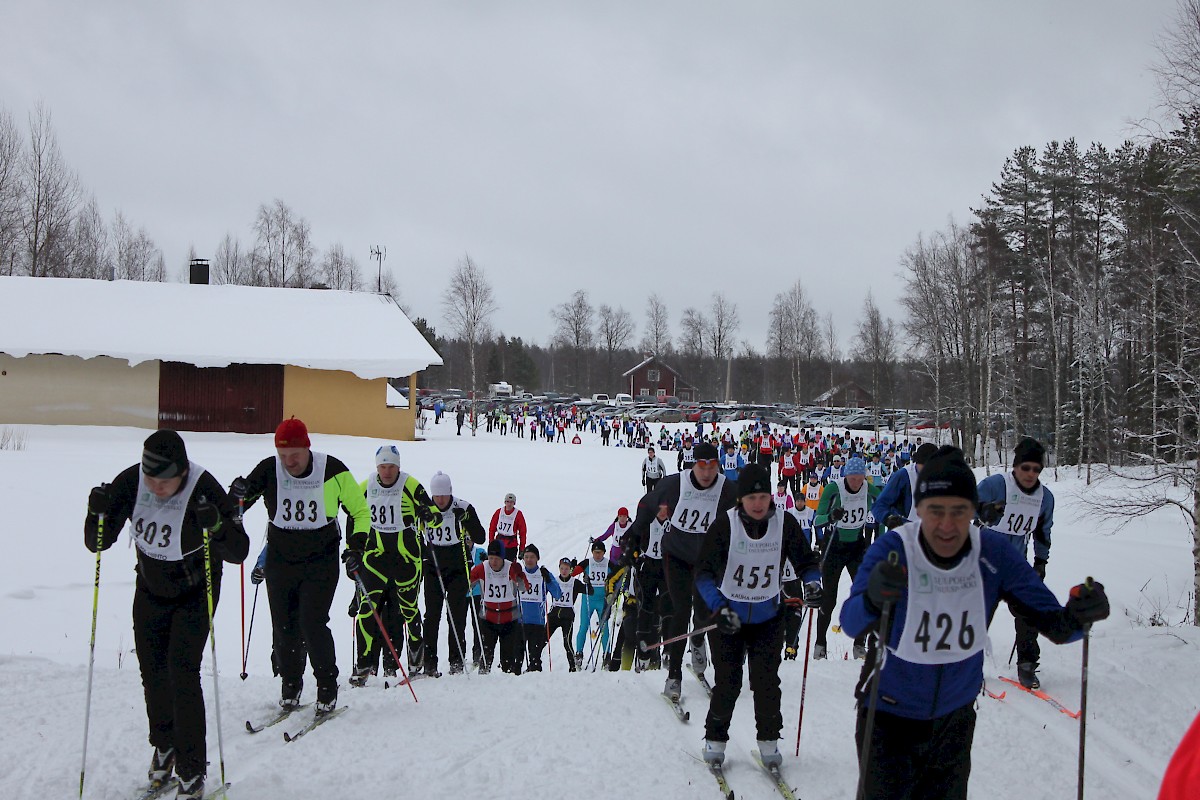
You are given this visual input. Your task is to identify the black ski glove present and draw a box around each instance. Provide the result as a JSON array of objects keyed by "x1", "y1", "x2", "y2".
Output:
[
  {"x1": 228, "y1": 477, "x2": 248, "y2": 502},
  {"x1": 88, "y1": 484, "x2": 112, "y2": 516},
  {"x1": 883, "y1": 513, "x2": 906, "y2": 530},
  {"x1": 865, "y1": 556, "x2": 907, "y2": 613},
  {"x1": 713, "y1": 606, "x2": 741, "y2": 635},
  {"x1": 341, "y1": 549, "x2": 363, "y2": 579},
  {"x1": 195, "y1": 498, "x2": 222, "y2": 534},
  {"x1": 829, "y1": 507, "x2": 845, "y2": 523},
  {"x1": 801, "y1": 580, "x2": 823, "y2": 608},
  {"x1": 250, "y1": 566, "x2": 265, "y2": 585},
  {"x1": 978, "y1": 502, "x2": 1005, "y2": 527},
  {"x1": 1033, "y1": 558, "x2": 1047, "y2": 579},
  {"x1": 1066, "y1": 580, "x2": 1109, "y2": 627}
]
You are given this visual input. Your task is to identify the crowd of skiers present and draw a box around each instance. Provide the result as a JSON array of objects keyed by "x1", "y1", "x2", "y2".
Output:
[{"x1": 84, "y1": 414, "x2": 1113, "y2": 800}]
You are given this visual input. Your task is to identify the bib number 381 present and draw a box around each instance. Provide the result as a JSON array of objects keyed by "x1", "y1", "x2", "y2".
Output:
[{"x1": 912, "y1": 610, "x2": 976, "y2": 653}]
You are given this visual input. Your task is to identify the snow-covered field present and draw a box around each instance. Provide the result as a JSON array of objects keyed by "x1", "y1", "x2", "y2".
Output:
[{"x1": 0, "y1": 418, "x2": 1196, "y2": 799}]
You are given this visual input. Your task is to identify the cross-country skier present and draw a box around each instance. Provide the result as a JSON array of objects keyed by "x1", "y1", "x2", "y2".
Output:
[
  {"x1": 721, "y1": 441, "x2": 746, "y2": 482},
  {"x1": 421, "y1": 471, "x2": 486, "y2": 676},
  {"x1": 841, "y1": 446, "x2": 1109, "y2": 800},
  {"x1": 870, "y1": 441, "x2": 938, "y2": 529},
  {"x1": 487, "y1": 492, "x2": 527, "y2": 561},
  {"x1": 694, "y1": 464, "x2": 822, "y2": 768},
  {"x1": 975, "y1": 437, "x2": 1056, "y2": 689},
  {"x1": 643, "y1": 446, "x2": 666, "y2": 491},
  {"x1": 628, "y1": 442, "x2": 738, "y2": 701},
  {"x1": 469, "y1": 540, "x2": 532, "y2": 673},
  {"x1": 625, "y1": 504, "x2": 670, "y2": 670},
  {"x1": 575, "y1": 540, "x2": 617, "y2": 668},
  {"x1": 593, "y1": 506, "x2": 633, "y2": 565},
  {"x1": 811, "y1": 456, "x2": 882, "y2": 660},
  {"x1": 548, "y1": 557, "x2": 587, "y2": 671},
  {"x1": 86, "y1": 430, "x2": 250, "y2": 800},
  {"x1": 516, "y1": 544, "x2": 564, "y2": 671},
  {"x1": 342, "y1": 445, "x2": 438, "y2": 686},
  {"x1": 230, "y1": 417, "x2": 368, "y2": 717}
]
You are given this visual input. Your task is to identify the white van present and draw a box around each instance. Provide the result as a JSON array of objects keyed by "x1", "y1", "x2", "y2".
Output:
[
  {"x1": 614, "y1": 393, "x2": 635, "y2": 406},
  {"x1": 591, "y1": 393, "x2": 611, "y2": 403}
]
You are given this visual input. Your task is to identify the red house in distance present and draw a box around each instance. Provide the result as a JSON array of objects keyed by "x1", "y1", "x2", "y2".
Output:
[{"x1": 622, "y1": 355, "x2": 698, "y2": 402}]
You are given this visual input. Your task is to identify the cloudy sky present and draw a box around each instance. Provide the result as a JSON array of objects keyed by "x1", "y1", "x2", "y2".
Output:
[{"x1": 1, "y1": 1, "x2": 1180, "y2": 351}]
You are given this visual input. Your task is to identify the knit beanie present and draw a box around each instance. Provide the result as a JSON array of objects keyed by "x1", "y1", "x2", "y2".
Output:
[
  {"x1": 694, "y1": 442, "x2": 719, "y2": 461},
  {"x1": 1013, "y1": 437, "x2": 1046, "y2": 467},
  {"x1": 430, "y1": 471, "x2": 453, "y2": 495},
  {"x1": 913, "y1": 442, "x2": 939, "y2": 465},
  {"x1": 914, "y1": 446, "x2": 978, "y2": 505},
  {"x1": 275, "y1": 417, "x2": 310, "y2": 449},
  {"x1": 375, "y1": 444, "x2": 401, "y2": 467},
  {"x1": 737, "y1": 464, "x2": 773, "y2": 498},
  {"x1": 142, "y1": 429, "x2": 188, "y2": 479}
]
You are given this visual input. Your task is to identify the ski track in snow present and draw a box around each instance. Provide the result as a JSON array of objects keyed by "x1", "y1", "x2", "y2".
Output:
[{"x1": 0, "y1": 420, "x2": 1196, "y2": 799}]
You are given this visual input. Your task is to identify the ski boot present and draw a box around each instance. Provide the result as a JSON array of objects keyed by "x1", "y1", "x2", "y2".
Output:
[
  {"x1": 690, "y1": 639, "x2": 709, "y2": 673},
  {"x1": 784, "y1": 645, "x2": 798, "y2": 661},
  {"x1": 1018, "y1": 662, "x2": 1040, "y2": 690},
  {"x1": 813, "y1": 643, "x2": 828, "y2": 660},
  {"x1": 408, "y1": 642, "x2": 424, "y2": 673},
  {"x1": 147, "y1": 747, "x2": 175, "y2": 785},
  {"x1": 176, "y1": 773, "x2": 204, "y2": 800},
  {"x1": 348, "y1": 664, "x2": 372, "y2": 688},
  {"x1": 703, "y1": 740, "x2": 726, "y2": 765},
  {"x1": 448, "y1": 661, "x2": 465, "y2": 675},
  {"x1": 315, "y1": 678, "x2": 338, "y2": 716},
  {"x1": 279, "y1": 677, "x2": 303, "y2": 710},
  {"x1": 757, "y1": 739, "x2": 783, "y2": 768},
  {"x1": 664, "y1": 677, "x2": 682, "y2": 702},
  {"x1": 853, "y1": 643, "x2": 867, "y2": 660},
  {"x1": 383, "y1": 665, "x2": 397, "y2": 679}
]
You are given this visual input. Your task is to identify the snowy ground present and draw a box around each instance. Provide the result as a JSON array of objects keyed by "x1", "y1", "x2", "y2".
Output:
[{"x1": 0, "y1": 419, "x2": 1196, "y2": 799}]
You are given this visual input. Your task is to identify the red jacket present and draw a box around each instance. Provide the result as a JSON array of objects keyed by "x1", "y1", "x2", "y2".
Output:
[
  {"x1": 778, "y1": 452, "x2": 801, "y2": 477},
  {"x1": 469, "y1": 561, "x2": 531, "y2": 624},
  {"x1": 488, "y1": 507, "x2": 528, "y2": 552}
]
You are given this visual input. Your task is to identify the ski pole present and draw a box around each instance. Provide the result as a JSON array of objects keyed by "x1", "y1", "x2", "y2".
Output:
[
  {"x1": 351, "y1": 570, "x2": 418, "y2": 702},
  {"x1": 428, "y1": 538, "x2": 471, "y2": 678},
  {"x1": 794, "y1": 609, "x2": 815, "y2": 757},
  {"x1": 239, "y1": 563, "x2": 246, "y2": 679},
  {"x1": 200, "y1": 518, "x2": 228, "y2": 796},
  {"x1": 856, "y1": 551, "x2": 900, "y2": 800},
  {"x1": 1078, "y1": 577, "x2": 1094, "y2": 800},
  {"x1": 241, "y1": 582, "x2": 259, "y2": 680},
  {"x1": 639, "y1": 622, "x2": 720, "y2": 652},
  {"x1": 79, "y1": 513, "x2": 104, "y2": 799},
  {"x1": 546, "y1": 622, "x2": 553, "y2": 672},
  {"x1": 461, "y1": 538, "x2": 486, "y2": 669}
]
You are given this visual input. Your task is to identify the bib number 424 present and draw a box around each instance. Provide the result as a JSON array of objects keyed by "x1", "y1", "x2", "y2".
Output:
[{"x1": 912, "y1": 610, "x2": 975, "y2": 653}]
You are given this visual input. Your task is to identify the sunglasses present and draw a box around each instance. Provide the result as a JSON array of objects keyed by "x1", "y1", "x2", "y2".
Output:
[
  {"x1": 695, "y1": 458, "x2": 719, "y2": 467},
  {"x1": 1017, "y1": 464, "x2": 1043, "y2": 474}
]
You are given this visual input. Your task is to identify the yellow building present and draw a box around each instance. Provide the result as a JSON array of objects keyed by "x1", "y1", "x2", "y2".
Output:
[{"x1": 0, "y1": 276, "x2": 442, "y2": 440}]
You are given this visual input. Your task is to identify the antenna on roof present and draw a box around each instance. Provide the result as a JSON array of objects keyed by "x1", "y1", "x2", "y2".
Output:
[{"x1": 371, "y1": 246, "x2": 386, "y2": 293}]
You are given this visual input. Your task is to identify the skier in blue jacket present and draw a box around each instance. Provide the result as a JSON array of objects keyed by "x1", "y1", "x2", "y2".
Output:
[
  {"x1": 516, "y1": 544, "x2": 563, "y2": 672},
  {"x1": 693, "y1": 464, "x2": 822, "y2": 769},
  {"x1": 869, "y1": 441, "x2": 938, "y2": 529},
  {"x1": 840, "y1": 446, "x2": 1109, "y2": 800}
]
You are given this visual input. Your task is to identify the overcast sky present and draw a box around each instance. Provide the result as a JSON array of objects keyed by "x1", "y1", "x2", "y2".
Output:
[{"x1": 1, "y1": 1, "x2": 1179, "y2": 352}]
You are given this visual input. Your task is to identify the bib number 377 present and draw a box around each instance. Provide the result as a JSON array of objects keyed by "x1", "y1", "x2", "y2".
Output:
[{"x1": 912, "y1": 610, "x2": 975, "y2": 653}]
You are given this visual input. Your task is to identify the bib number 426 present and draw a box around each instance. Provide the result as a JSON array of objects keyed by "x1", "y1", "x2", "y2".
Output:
[{"x1": 912, "y1": 610, "x2": 975, "y2": 653}]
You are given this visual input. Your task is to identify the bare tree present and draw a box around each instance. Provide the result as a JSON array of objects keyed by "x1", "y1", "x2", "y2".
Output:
[
  {"x1": 441, "y1": 254, "x2": 497, "y2": 407},
  {"x1": 21, "y1": 103, "x2": 79, "y2": 277},
  {"x1": 597, "y1": 303, "x2": 635, "y2": 392},
  {"x1": 251, "y1": 199, "x2": 317, "y2": 287},
  {"x1": 0, "y1": 106, "x2": 22, "y2": 276},
  {"x1": 823, "y1": 311, "x2": 839, "y2": 402},
  {"x1": 72, "y1": 194, "x2": 109, "y2": 279},
  {"x1": 551, "y1": 289, "x2": 595, "y2": 392},
  {"x1": 853, "y1": 292, "x2": 898, "y2": 432},
  {"x1": 767, "y1": 279, "x2": 820, "y2": 406},
  {"x1": 211, "y1": 233, "x2": 252, "y2": 285},
  {"x1": 639, "y1": 293, "x2": 671, "y2": 355},
  {"x1": 320, "y1": 242, "x2": 363, "y2": 291},
  {"x1": 706, "y1": 292, "x2": 740, "y2": 401},
  {"x1": 111, "y1": 211, "x2": 165, "y2": 281},
  {"x1": 1153, "y1": 0, "x2": 1200, "y2": 118}
]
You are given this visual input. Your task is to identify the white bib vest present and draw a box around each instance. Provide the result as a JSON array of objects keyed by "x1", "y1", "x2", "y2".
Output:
[
  {"x1": 131, "y1": 461, "x2": 204, "y2": 561},
  {"x1": 671, "y1": 472, "x2": 725, "y2": 536},
  {"x1": 482, "y1": 563, "x2": 515, "y2": 603},
  {"x1": 644, "y1": 457, "x2": 664, "y2": 479},
  {"x1": 893, "y1": 522, "x2": 988, "y2": 666},
  {"x1": 494, "y1": 507, "x2": 519, "y2": 538},
  {"x1": 426, "y1": 498, "x2": 467, "y2": 547},
  {"x1": 552, "y1": 575, "x2": 575, "y2": 608},
  {"x1": 646, "y1": 519, "x2": 667, "y2": 560},
  {"x1": 772, "y1": 492, "x2": 792, "y2": 514},
  {"x1": 367, "y1": 471, "x2": 408, "y2": 533},
  {"x1": 996, "y1": 472, "x2": 1044, "y2": 543},
  {"x1": 519, "y1": 566, "x2": 544, "y2": 604},
  {"x1": 719, "y1": 508, "x2": 784, "y2": 603},
  {"x1": 835, "y1": 478, "x2": 869, "y2": 530},
  {"x1": 586, "y1": 556, "x2": 610, "y2": 585},
  {"x1": 273, "y1": 452, "x2": 328, "y2": 530}
]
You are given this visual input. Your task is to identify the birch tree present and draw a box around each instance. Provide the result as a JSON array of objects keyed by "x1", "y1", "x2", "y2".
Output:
[{"x1": 442, "y1": 254, "x2": 497, "y2": 406}]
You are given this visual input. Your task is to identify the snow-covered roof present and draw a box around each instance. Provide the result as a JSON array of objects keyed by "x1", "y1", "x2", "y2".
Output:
[
  {"x1": 0, "y1": 276, "x2": 442, "y2": 380},
  {"x1": 622, "y1": 354, "x2": 688, "y2": 380}
]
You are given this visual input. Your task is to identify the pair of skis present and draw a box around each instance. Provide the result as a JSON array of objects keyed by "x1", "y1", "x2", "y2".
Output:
[
  {"x1": 244, "y1": 703, "x2": 349, "y2": 741},
  {"x1": 132, "y1": 780, "x2": 231, "y2": 800},
  {"x1": 701, "y1": 752, "x2": 801, "y2": 800},
  {"x1": 996, "y1": 675, "x2": 1081, "y2": 718}
]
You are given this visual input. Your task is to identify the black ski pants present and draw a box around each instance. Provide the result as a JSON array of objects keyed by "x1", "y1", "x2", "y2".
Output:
[
  {"x1": 783, "y1": 578, "x2": 806, "y2": 649},
  {"x1": 352, "y1": 556, "x2": 422, "y2": 673},
  {"x1": 635, "y1": 558, "x2": 668, "y2": 648},
  {"x1": 481, "y1": 618, "x2": 522, "y2": 673},
  {"x1": 523, "y1": 622, "x2": 548, "y2": 671},
  {"x1": 855, "y1": 701, "x2": 975, "y2": 800},
  {"x1": 663, "y1": 554, "x2": 705, "y2": 680},
  {"x1": 547, "y1": 606, "x2": 577, "y2": 671},
  {"x1": 816, "y1": 536, "x2": 867, "y2": 648},
  {"x1": 422, "y1": 559, "x2": 470, "y2": 672},
  {"x1": 468, "y1": 594, "x2": 484, "y2": 665},
  {"x1": 265, "y1": 548, "x2": 339, "y2": 685},
  {"x1": 134, "y1": 580, "x2": 218, "y2": 781},
  {"x1": 704, "y1": 611, "x2": 785, "y2": 742}
]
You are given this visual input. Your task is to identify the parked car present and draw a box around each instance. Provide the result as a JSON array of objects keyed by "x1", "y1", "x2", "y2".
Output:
[{"x1": 644, "y1": 407, "x2": 683, "y2": 423}]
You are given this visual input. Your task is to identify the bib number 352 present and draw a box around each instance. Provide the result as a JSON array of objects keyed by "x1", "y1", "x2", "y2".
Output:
[{"x1": 912, "y1": 610, "x2": 975, "y2": 653}]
